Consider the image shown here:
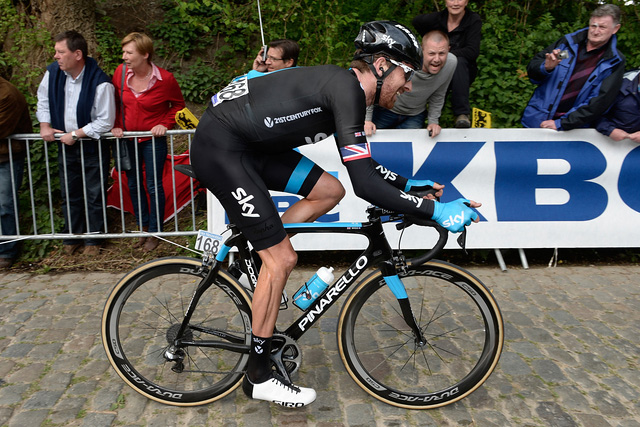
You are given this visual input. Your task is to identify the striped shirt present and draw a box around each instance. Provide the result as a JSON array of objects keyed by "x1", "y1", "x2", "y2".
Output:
[{"x1": 555, "y1": 42, "x2": 606, "y2": 118}]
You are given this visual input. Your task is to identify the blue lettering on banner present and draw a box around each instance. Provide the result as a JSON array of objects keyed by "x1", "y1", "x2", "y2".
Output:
[
  {"x1": 409, "y1": 141, "x2": 485, "y2": 202},
  {"x1": 495, "y1": 141, "x2": 607, "y2": 221},
  {"x1": 370, "y1": 141, "x2": 414, "y2": 176},
  {"x1": 371, "y1": 140, "x2": 487, "y2": 221},
  {"x1": 619, "y1": 145, "x2": 640, "y2": 213},
  {"x1": 221, "y1": 135, "x2": 640, "y2": 228}
]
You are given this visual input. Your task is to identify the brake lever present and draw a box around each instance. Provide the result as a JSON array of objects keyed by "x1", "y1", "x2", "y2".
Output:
[
  {"x1": 457, "y1": 227, "x2": 468, "y2": 255},
  {"x1": 457, "y1": 201, "x2": 472, "y2": 254},
  {"x1": 407, "y1": 188, "x2": 440, "y2": 202}
]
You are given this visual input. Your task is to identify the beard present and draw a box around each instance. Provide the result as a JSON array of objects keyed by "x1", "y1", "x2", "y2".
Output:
[{"x1": 377, "y1": 85, "x2": 401, "y2": 109}]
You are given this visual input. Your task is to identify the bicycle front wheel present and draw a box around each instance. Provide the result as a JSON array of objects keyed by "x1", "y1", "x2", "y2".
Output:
[
  {"x1": 338, "y1": 260, "x2": 503, "y2": 409},
  {"x1": 102, "y1": 257, "x2": 252, "y2": 406}
]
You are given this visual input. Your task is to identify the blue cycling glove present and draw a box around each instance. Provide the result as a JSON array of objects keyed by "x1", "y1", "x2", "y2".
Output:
[{"x1": 431, "y1": 198, "x2": 479, "y2": 233}]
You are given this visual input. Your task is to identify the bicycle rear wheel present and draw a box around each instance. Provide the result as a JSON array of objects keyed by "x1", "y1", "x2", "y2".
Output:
[
  {"x1": 338, "y1": 260, "x2": 503, "y2": 409},
  {"x1": 101, "y1": 257, "x2": 252, "y2": 406}
]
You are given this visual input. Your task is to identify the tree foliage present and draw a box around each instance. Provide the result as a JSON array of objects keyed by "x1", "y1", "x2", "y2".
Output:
[{"x1": 2, "y1": 0, "x2": 639, "y2": 125}]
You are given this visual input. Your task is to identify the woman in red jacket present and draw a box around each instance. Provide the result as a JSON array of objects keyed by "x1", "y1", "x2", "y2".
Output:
[{"x1": 111, "y1": 32, "x2": 185, "y2": 252}]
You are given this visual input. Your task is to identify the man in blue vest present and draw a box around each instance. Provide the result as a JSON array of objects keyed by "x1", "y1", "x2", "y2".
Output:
[
  {"x1": 521, "y1": 4, "x2": 625, "y2": 131},
  {"x1": 37, "y1": 30, "x2": 116, "y2": 255}
]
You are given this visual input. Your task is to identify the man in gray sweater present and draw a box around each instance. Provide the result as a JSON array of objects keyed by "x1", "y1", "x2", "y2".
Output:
[{"x1": 365, "y1": 30, "x2": 457, "y2": 138}]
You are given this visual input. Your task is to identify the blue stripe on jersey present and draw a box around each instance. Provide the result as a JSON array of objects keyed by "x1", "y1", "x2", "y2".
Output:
[
  {"x1": 247, "y1": 67, "x2": 299, "y2": 80},
  {"x1": 284, "y1": 156, "x2": 314, "y2": 194},
  {"x1": 246, "y1": 70, "x2": 264, "y2": 80}
]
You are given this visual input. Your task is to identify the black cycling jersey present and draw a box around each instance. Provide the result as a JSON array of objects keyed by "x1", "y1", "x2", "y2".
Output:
[{"x1": 191, "y1": 65, "x2": 434, "y2": 250}]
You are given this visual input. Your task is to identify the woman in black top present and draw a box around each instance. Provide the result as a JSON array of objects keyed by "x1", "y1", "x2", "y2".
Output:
[{"x1": 413, "y1": 0, "x2": 482, "y2": 128}]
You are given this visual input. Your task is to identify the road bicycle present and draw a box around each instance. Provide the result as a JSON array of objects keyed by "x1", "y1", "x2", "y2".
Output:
[{"x1": 101, "y1": 205, "x2": 504, "y2": 409}]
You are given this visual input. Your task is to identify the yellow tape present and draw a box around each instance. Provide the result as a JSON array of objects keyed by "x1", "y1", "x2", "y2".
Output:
[
  {"x1": 472, "y1": 108, "x2": 492, "y2": 128},
  {"x1": 175, "y1": 108, "x2": 200, "y2": 129}
]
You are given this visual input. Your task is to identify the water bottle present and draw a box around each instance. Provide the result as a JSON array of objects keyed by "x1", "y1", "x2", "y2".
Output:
[{"x1": 293, "y1": 266, "x2": 334, "y2": 310}]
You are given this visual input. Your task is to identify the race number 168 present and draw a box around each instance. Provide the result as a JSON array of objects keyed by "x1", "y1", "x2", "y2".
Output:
[{"x1": 195, "y1": 230, "x2": 223, "y2": 254}]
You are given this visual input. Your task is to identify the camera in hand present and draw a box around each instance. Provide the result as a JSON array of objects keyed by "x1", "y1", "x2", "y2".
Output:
[{"x1": 557, "y1": 50, "x2": 569, "y2": 59}]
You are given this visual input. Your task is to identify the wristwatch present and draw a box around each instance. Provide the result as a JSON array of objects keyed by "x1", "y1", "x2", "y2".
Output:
[{"x1": 71, "y1": 131, "x2": 78, "y2": 141}]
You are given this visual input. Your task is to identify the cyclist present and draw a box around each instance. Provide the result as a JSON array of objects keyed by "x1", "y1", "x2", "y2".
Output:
[{"x1": 191, "y1": 20, "x2": 481, "y2": 408}]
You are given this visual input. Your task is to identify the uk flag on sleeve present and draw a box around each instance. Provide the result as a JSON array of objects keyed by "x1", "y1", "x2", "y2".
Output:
[{"x1": 340, "y1": 142, "x2": 371, "y2": 162}]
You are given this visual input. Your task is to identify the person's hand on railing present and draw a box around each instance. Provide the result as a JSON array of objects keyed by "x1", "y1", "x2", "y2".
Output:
[
  {"x1": 431, "y1": 198, "x2": 481, "y2": 233},
  {"x1": 426, "y1": 123, "x2": 441, "y2": 138},
  {"x1": 40, "y1": 123, "x2": 62, "y2": 142},
  {"x1": 151, "y1": 124, "x2": 168, "y2": 137},
  {"x1": 364, "y1": 120, "x2": 376, "y2": 136},
  {"x1": 111, "y1": 127, "x2": 124, "y2": 138}
]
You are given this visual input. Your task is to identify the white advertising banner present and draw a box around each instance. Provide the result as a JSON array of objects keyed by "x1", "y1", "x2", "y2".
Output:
[{"x1": 208, "y1": 128, "x2": 640, "y2": 250}]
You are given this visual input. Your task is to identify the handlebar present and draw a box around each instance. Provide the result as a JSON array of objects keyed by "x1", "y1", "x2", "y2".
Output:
[
  {"x1": 366, "y1": 205, "x2": 466, "y2": 267},
  {"x1": 395, "y1": 215, "x2": 450, "y2": 266}
]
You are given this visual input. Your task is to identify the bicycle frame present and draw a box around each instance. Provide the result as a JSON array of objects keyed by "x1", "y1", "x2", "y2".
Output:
[{"x1": 171, "y1": 207, "x2": 445, "y2": 353}]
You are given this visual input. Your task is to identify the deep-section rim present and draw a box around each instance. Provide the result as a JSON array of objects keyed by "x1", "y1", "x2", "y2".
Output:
[
  {"x1": 101, "y1": 256, "x2": 253, "y2": 406},
  {"x1": 337, "y1": 260, "x2": 504, "y2": 409}
]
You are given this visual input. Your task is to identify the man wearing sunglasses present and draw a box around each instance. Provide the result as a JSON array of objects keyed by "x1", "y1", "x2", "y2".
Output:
[{"x1": 191, "y1": 20, "x2": 481, "y2": 408}]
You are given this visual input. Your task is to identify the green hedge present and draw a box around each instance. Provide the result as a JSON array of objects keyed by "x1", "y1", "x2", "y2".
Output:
[{"x1": 1, "y1": 0, "x2": 639, "y2": 261}]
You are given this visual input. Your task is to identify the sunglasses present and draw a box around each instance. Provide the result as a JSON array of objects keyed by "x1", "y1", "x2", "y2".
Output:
[{"x1": 387, "y1": 58, "x2": 415, "y2": 82}]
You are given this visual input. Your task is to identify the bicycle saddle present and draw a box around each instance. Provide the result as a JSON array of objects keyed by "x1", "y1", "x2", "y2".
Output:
[{"x1": 175, "y1": 164, "x2": 197, "y2": 179}]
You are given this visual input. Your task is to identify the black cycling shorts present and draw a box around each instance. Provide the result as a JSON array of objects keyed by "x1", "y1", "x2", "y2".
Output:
[{"x1": 191, "y1": 112, "x2": 325, "y2": 251}]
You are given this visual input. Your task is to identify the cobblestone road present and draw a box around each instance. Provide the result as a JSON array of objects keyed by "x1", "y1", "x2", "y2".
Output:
[{"x1": 1, "y1": 264, "x2": 639, "y2": 426}]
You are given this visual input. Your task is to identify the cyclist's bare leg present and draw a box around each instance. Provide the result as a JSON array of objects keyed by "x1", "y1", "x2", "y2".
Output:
[
  {"x1": 251, "y1": 237, "x2": 298, "y2": 337},
  {"x1": 244, "y1": 236, "x2": 316, "y2": 406},
  {"x1": 280, "y1": 172, "x2": 345, "y2": 224}
]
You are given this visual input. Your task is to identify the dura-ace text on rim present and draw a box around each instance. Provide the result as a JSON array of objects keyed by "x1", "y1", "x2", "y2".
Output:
[
  {"x1": 101, "y1": 257, "x2": 253, "y2": 406},
  {"x1": 337, "y1": 261, "x2": 504, "y2": 409}
]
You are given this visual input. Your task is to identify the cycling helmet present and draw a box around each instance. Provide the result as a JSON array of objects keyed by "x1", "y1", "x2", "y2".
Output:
[{"x1": 354, "y1": 21, "x2": 422, "y2": 71}]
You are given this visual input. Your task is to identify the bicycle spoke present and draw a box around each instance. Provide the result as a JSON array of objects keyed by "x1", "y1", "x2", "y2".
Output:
[
  {"x1": 419, "y1": 345, "x2": 433, "y2": 375},
  {"x1": 339, "y1": 263, "x2": 503, "y2": 408},
  {"x1": 103, "y1": 260, "x2": 252, "y2": 405}
]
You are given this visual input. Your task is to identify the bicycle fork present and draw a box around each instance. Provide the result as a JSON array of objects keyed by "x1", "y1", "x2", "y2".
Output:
[{"x1": 381, "y1": 261, "x2": 428, "y2": 345}]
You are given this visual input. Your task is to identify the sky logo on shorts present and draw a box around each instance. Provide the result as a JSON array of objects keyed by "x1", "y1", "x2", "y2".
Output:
[
  {"x1": 340, "y1": 143, "x2": 371, "y2": 162},
  {"x1": 232, "y1": 187, "x2": 260, "y2": 218}
]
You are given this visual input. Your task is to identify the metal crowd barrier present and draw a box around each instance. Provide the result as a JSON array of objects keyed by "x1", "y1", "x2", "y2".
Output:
[{"x1": 0, "y1": 130, "x2": 201, "y2": 245}]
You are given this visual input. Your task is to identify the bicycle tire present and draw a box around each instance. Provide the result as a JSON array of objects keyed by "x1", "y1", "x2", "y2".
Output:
[
  {"x1": 338, "y1": 260, "x2": 503, "y2": 409},
  {"x1": 101, "y1": 257, "x2": 252, "y2": 406}
]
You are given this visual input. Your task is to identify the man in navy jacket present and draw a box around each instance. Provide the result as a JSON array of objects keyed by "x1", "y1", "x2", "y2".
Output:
[
  {"x1": 521, "y1": 4, "x2": 625, "y2": 131},
  {"x1": 596, "y1": 69, "x2": 640, "y2": 143}
]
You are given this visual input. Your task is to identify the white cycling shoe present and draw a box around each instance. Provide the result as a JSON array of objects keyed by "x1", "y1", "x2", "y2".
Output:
[{"x1": 242, "y1": 373, "x2": 316, "y2": 408}]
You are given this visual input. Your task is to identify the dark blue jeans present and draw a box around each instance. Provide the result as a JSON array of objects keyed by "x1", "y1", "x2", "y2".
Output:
[
  {"x1": 125, "y1": 138, "x2": 166, "y2": 233},
  {"x1": 372, "y1": 106, "x2": 427, "y2": 129},
  {"x1": 0, "y1": 156, "x2": 25, "y2": 259},
  {"x1": 58, "y1": 141, "x2": 110, "y2": 246}
]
